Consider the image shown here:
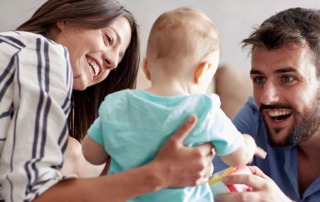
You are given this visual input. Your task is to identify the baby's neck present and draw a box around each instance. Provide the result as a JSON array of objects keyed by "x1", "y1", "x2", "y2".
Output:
[
  {"x1": 145, "y1": 82, "x2": 192, "y2": 96},
  {"x1": 145, "y1": 86, "x2": 189, "y2": 97},
  {"x1": 145, "y1": 74, "x2": 208, "y2": 96}
]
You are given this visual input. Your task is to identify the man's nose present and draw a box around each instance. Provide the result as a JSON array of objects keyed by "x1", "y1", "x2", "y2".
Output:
[{"x1": 259, "y1": 81, "x2": 280, "y2": 105}]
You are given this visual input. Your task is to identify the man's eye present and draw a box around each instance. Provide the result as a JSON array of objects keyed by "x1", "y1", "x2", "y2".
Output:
[
  {"x1": 253, "y1": 76, "x2": 266, "y2": 85},
  {"x1": 281, "y1": 76, "x2": 294, "y2": 83}
]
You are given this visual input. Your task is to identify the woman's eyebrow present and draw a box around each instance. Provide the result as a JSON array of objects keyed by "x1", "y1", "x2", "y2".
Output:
[{"x1": 110, "y1": 27, "x2": 121, "y2": 44}]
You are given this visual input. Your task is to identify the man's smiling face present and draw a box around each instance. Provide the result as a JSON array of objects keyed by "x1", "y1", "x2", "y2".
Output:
[{"x1": 250, "y1": 43, "x2": 320, "y2": 146}]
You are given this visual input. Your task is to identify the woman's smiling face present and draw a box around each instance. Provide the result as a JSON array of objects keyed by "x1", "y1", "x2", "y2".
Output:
[{"x1": 54, "y1": 16, "x2": 132, "y2": 90}]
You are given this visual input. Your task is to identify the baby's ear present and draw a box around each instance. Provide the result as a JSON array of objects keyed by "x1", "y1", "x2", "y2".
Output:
[
  {"x1": 194, "y1": 61, "x2": 212, "y2": 84},
  {"x1": 142, "y1": 58, "x2": 151, "y2": 81}
]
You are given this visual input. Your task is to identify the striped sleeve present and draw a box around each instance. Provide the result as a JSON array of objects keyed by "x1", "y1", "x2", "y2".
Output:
[{"x1": 0, "y1": 31, "x2": 73, "y2": 202}]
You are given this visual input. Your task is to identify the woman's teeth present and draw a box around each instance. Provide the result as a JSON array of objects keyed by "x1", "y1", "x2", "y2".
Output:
[{"x1": 87, "y1": 58, "x2": 100, "y2": 77}]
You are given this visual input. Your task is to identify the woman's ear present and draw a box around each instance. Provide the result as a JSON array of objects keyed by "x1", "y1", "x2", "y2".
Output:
[
  {"x1": 47, "y1": 22, "x2": 64, "y2": 39},
  {"x1": 56, "y1": 21, "x2": 68, "y2": 31},
  {"x1": 194, "y1": 61, "x2": 212, "y2": 84},
  {"x1": 143, "y1": 58, "x2": 151, "y2": 81},
  {"x1": 56, "y1": 22, "x2": 64, "y2": 31}
]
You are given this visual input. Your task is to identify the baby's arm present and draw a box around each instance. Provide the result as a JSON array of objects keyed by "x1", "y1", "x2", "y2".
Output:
[
  {"x1": 82, "y1": 135, "x2": 109, "y2": 165},
  {"x1": 220, "y1": 134, "x2": 266, "y2": 167}
]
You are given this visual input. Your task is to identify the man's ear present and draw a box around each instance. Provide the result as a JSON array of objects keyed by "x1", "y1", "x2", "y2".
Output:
[
  {"x1": 194, "y1": 61, "x2": 212, "y2": 84},
  {"x1": 143, "y1": 58, "x2": 151, "y2": 81}
]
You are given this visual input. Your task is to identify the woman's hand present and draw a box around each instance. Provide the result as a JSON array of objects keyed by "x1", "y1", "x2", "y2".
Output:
[
  {"x1": 154, "y1": 115, "x2": 215, "y2": 188},
  {"x1": 34, "y1": 116, "x2": 214, "y2": 202},
  {"x1": 215, "y1": 166, "x2": 293, "y2": 202}
]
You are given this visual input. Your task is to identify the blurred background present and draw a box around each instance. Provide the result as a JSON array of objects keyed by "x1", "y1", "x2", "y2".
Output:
[
  {"x1": 2, "y1": 0, "x2": 320, "y2": 71},
  {"x1": 1, "y1": 0, "x2": 320, "y2": 117}
]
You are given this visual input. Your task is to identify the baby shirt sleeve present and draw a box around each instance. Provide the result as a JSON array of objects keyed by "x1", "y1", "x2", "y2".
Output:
[
  {"x1": 207, "y1": 95, "x2": 244, "y2": 156},
  {"x1": 87, "y1": 116, "x2": 104, "y2": 145}
]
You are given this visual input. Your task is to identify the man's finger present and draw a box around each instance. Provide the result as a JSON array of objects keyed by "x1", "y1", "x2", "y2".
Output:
[{"x1": 221, "y1": 171, "x2": 266, "y2": 190}]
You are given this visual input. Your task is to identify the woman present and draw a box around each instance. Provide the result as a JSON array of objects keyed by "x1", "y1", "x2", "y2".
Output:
[{"x1": 0, "y1": 0, "x2": 214, "y2": 201}]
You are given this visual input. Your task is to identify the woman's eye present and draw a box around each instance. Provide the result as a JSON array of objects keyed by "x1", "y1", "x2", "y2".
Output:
[{"x1": 104, "y1": 34, "x2": 113, "y2": 46}]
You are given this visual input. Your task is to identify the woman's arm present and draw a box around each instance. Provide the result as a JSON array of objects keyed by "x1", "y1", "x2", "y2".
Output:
[{"x1": 34, "y1": 115, "x2": 215, "y2": 202}]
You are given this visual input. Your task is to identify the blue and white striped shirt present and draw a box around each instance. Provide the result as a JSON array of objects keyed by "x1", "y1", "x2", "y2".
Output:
[{"x1": 0, "y1": 31, "x2": 73, "y2": 201}]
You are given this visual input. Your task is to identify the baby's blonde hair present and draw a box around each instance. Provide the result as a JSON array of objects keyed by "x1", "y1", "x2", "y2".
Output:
[{"x1": 146, "y1": 7, "x2": 220, "y2": 63}]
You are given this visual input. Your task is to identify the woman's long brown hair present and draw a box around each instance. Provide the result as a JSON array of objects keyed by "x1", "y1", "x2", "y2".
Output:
[{"x1": 17, "y1": 0, "x2": 140, "y2": 141}]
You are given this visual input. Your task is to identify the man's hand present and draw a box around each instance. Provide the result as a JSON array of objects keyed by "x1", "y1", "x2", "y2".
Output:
[{"x1": 215, "y1": 166, "x2": 293, "y2": 202}]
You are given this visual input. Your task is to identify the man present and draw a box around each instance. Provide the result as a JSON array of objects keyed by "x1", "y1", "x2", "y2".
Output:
[{"x1": 214, "y1": 7, "x2": 320, "y2": 202}]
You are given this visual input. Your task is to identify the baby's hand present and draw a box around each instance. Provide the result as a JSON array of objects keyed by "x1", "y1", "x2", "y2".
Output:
[
  {"x1": 243, "y1": 134, "x2": 267, "y2": 161},
  {"x1": 255, "y1": 146, "x2": 267, "y2": 159}
]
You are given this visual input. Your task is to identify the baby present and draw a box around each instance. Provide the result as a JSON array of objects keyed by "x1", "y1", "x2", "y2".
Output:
[{"x1": 82, "y1": 7, "x2": 266, "y2": 202}]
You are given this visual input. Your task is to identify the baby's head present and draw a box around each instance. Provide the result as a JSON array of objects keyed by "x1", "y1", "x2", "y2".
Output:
[{"x1": 144, "y1": 7, "x2": 220, "y2": 93}]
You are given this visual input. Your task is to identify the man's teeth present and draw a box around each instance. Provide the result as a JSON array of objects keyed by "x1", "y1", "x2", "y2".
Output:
[
  {"x1": 268, "y1": 110, "x2": 292, "y2": 117},
  {"x1": 87, "y1": 58, "x2": 100, "y2": 76}
]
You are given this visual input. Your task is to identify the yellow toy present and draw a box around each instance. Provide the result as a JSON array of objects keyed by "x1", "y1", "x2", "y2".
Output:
[{"x1": 209, "y1": 166, "x2": 252, "y2": 197}]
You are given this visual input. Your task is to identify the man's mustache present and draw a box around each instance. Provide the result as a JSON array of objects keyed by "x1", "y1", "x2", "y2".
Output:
[{"x1": 259, "y1": 104, "x2": 293, "y2": 113}]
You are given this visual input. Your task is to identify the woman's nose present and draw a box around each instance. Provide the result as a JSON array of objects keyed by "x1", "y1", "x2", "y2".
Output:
[{"x1": 103, "y1": 50, "x2": 119, "y2": 70}]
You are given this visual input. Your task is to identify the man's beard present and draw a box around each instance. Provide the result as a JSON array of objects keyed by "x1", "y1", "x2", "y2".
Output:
[{"x1": 261, "y1": 92, "x2": 320, "y2": 147}]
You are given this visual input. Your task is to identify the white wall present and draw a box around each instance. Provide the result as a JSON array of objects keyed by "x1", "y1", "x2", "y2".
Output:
[
  {"x1": 118, "y1": 0, "x2": 320, "y2": 71},
  {"x1": 0, "y1": 0, "x2": 46, "y2": 31},
  {"x1": 1, "y1": 0, "x2": 320, "y2": 87}
]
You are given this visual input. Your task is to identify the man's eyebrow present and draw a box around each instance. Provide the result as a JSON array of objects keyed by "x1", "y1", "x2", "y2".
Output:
[
  {"x1": 250, "y1": 69, "x2": 262, "y2": 75},
  {"x1": 275, "y1": 67, "x2": 297, "y2": 74},
  {"x1": 250, "y1": 67, "x2": 297, "y2": 75}
]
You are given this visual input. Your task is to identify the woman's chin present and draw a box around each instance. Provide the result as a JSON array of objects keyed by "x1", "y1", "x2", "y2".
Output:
[
  {"x1": 73, "y1": 77, "x2": 91, "y2": 90},
  {"x1": 73, "y1": 82, "x2": 88, "y2": 91}
]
